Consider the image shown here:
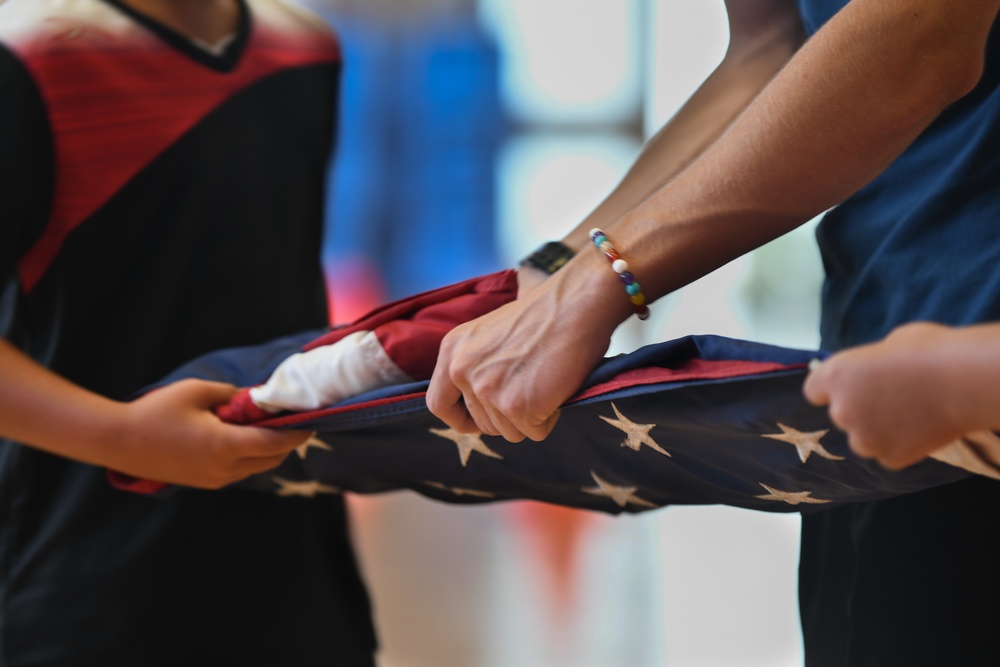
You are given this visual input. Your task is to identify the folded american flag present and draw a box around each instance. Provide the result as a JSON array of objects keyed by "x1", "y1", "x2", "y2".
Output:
[{"x1": 120, "y1": 271, "x2": 999, "y2": 513}]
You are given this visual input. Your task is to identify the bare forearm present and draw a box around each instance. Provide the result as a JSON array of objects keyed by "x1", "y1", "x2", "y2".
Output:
[
  {"x1": 608, "y1": 0, "x2": 998, "y2": 300},
  {"x1": 0, "y1": 338, "x2": 124, "y2": 465},
  {"x1": 429, "y1": 0, "x2": 1000, "y2": 443},
  {"x1": 562, "y1": 0, "x2": 805, "y2": 252},
  {"x1": 0, "y1": 338, "x2": 308, "y2": 487}
]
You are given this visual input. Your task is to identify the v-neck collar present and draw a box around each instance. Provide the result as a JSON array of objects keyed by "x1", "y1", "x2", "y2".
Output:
[{"x1": 101, "y1": 0, "x2": 251, "y2": 73}]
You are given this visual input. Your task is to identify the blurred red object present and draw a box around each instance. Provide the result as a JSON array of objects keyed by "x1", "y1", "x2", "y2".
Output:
[{"x1": 325, "y1": 254, "x2": 386, "y2": 325}]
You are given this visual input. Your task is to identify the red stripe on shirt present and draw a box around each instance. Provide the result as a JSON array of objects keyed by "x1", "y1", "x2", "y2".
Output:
[{"x1": 9, "y1": 22, "x2": 340, "y2": 292}]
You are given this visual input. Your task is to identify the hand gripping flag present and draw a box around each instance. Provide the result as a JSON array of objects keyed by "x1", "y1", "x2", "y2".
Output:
[{"x1": 115, "y1": 271, "x2": 1000, "y2": 513}]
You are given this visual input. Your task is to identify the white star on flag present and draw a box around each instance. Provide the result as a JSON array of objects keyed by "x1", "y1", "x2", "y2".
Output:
[
  {"x1": 754, "y1": 482, "x2": 830, "y2": 506},
  {"x1": 762, "y1": 422, "x2": 843, "y2": 463},
  {"x1": 429, "y1": 427, "x2": 504, "y2": 467},
  {"x1": 582, "y1": 470, "x2": 657, "y2": 508},
  {"x1": 273, "y1": 477, "x2": 340, "y2": 497},
  {"x1": 295, "y1": 435, "x2": 332, "y2": 459},
  {"x1": 599, "y1": 402, "x2": 670, "y2": 457}
]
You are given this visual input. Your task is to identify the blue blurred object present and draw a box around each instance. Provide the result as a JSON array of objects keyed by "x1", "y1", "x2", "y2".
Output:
[{"x1": 323, "y1": 10, "x2": 506, "y2": 304}]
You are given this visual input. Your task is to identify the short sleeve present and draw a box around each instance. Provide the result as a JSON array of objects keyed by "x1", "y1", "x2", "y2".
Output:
[{"x1": 0, "y1": 43, "x2": 53, "y2": 288}]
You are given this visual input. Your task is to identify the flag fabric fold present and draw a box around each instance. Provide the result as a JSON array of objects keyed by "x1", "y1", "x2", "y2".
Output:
[{"x1": 121, "y1": 271, "x2": 998, "y2": 514}]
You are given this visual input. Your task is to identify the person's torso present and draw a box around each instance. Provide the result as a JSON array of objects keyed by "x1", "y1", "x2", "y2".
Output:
[
  {"x1": 795, "y1": 6, "x2": 1000, "y2": 667},
  {"x1": 0, "y1": 1, "x2": 376, "y2": 663},
  {"x1": 797, "y1": 0, "x2": 1000, "y2": 350}
]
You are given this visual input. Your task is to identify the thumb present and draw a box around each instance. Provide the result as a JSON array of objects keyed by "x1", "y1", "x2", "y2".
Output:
[
  {"x1": 271, "y1": 428, "x2": 318, "y2": 451},
  {"x1": 236, "y1": 425, "x2": 319, "y2": 456},
  {"x1": 175, "y1": 379, "x2": 242, "y2": 409}
]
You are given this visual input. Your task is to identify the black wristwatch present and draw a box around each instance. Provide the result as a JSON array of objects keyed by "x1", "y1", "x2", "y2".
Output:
[{"x1": 519, "y1": 241, "x2": 575, "y2": 275}]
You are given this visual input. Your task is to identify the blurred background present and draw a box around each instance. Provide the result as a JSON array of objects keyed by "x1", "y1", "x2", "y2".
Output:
[{"x1": 302, "y1": 0, "x2": 824, "y2": 665}]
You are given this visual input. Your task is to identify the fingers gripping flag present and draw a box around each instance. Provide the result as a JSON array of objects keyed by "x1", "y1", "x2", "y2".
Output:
[{"x1": 118, "y1": 271, "x2": 1000, "y2": 514}]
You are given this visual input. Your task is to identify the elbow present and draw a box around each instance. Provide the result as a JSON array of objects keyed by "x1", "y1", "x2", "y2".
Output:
[
  {"x1": 902, "y1": 11, "x2": 991, "y2": 107},
  {"x1": 921, "y1": 37, "x2": 987, "y2": 106},
  {"x1": 836, "y1": 2, "x2": 996, "y2": 121},
  {"x1": 940, "y1": 48, "x2": 986, "y2": 103},
  {"x1": 726, "y1": 3, "x2": 806, "y2": 66},
  {"x1": 877, "y1": 28, "x2": 989, "y2": 130}
]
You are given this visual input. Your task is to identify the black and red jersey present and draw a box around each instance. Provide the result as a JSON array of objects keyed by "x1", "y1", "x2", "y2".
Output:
[
  {"x1": 1, "y1": 0, "x2": 341, "y2": 390},
  {"x1": 0, "y1": 1, "x2": 376, "y2": 664}
]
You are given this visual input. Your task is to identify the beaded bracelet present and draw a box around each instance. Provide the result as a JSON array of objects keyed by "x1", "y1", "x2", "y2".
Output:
[{"x1": 589, "y1": 228, "x2": 650, "y2": 321}]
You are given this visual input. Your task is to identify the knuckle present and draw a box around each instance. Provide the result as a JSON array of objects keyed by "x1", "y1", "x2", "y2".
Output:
[
  {"x1": 495, "y1": 394, "x2": 524, "y2": 417},
  {"x1": 525, "y1": 412, "x2": 558, "y2": 442},
  {"x1": 524, "y1": 429, "x2": 547, "y2": 443},
  {"x1": 451, "y1": 359, "x2": 475, "y2": 382},
  {"x1": 426, "y1": 391, "x2": 444, "y2": 414},
  {"x1": 438, "y1": 331, "x2": 459, "y2": 354},
  {"x1": 492, "y1": 398, "x2": 513, "y2": 416}
]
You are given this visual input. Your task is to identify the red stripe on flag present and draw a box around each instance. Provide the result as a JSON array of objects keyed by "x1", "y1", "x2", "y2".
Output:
[{"x1": 571, "y1": 358, "x2": 805, "y2": 403}]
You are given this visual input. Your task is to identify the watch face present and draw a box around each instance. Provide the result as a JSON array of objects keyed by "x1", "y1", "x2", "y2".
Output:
[{"x1": 523, "y1": 242, "x2": 575, "y2": 274}]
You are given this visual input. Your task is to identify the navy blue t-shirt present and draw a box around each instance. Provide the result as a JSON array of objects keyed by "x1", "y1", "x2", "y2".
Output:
[
  {"x1": 799, "y1": 2, "x2": 1000, "y2": 350},
  {"x1": 795, "y1": 3, "x2": 1000, "y2": 666}
]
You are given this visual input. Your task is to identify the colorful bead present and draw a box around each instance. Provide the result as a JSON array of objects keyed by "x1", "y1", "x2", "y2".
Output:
[{"x1": 589, "y1": 228, "x2": 649, "y2": 321}]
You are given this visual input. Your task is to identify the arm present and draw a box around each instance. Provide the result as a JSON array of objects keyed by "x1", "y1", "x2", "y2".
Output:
[
  {"x1": 0, "y1": 43, "x2": 309, "y2": 489},
  {"x1": 520, "y1": 0, "x2": 805, "y2": 292},
  {"x1": 431, "y1": 0, "x2": 1000, "y2": 441},
  {"x1": 0, "y1": 339, "x2": 313, "y2": 488},
  {"x1": 804, "y1": 322, "x2": 1000, "y2": 469},
  {"x1": 563, "y1": 0, "x2": 806, "y2": 252},
  {"x1": 610, "y1": 0, "x2": 997, "y2": 299}
]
